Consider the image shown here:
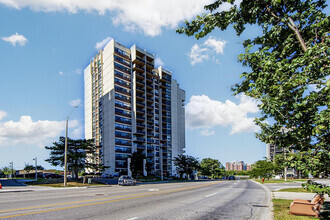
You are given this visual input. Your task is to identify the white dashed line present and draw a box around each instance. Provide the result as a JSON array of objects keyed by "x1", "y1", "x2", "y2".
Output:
[
  {"x1": 127, "y1": 217, "x2": 138, "y2": 220},
  {"x1": 147, "y1": 189, "x2": 159, "y2": 191},
  {"x1": 205, "y1": 192, "x2": 218, "y2": 198}
]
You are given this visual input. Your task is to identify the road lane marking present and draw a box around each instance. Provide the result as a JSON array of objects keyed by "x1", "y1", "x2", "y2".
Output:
[
  {"x1": 147, "y1": 189, "x2": 159, "y2": 191},
  {"x1": 205, "y1": 192, "x2": 218, "y2": 198},
  {"x1": 0, "y1": 181, "x2": 222, "y2": 218},
  {"x1": 127, "y1": 217, "x2": 138, "y2": 220}
]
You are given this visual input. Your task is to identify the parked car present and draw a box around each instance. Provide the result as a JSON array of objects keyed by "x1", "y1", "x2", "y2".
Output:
[
  {"x1": 229, "y1": 175, "x2": 236, "y2": 180},
  {"x1": 101, "y1": 173, "x2": 111, "y2": 178},
  {"x1": 118, "y1": 175, "x2": 136, "y2": 186},
  {"x1": 44, "y1": 173, "x2": 63, "y2": 179}
]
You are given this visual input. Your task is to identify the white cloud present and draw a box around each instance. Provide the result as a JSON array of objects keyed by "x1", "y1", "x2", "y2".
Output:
[
  {"x1": 75, "y1": 68, "x2": 82, "y2": 74},
  {"x1": 70, "y1": 99, "x2": 81, "y2": 107},
  {"x1": 59, "y1": 71, "x2": 64, "y2": 75},
  {"x1": 185, "y1": 94, "x2": 260, "y2": 135},
  {"x1": 2, "y1": 33, "x2": 28, "y2": 46},
  {"x1": 188, "y1": 44, "x2": 209, "y2": 65},
  {"x1": 95, "y1": 36, "x2": 113, "y2": 50},
  {"x1": 204, "y1": 37, "x2": 227, "y2": 54},
  {"x1": 188, "y1": 36, "x2": 227, "y2": 65},
  {"x1": 0, "y1": 0, "x2": 214, "y2": 36},
  {"x1": 0, "y1": 111, "x2": 7, "y2": 121},
  {"x1": 0, "y1": 115, "x2": 80, "y2": 147},
  {"x1": 200, "y1": 129, "x2": 215, "y2": 136},
  {"x1": 155, "y1": 57, "x2": 164, "y2": 67}
]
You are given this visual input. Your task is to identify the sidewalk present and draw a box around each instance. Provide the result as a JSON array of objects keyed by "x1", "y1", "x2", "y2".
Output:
[
  {"x1": 0, "y1": 185, "x2": 62, "y2": 193},
  {"x1": 273, "y1": 191, "x2": 330, "y2": 200}
]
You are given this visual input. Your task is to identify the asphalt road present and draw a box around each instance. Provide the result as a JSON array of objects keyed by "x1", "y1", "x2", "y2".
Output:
[{"x1": 0, "y1": 180, "x2": 270, "y2": 220}]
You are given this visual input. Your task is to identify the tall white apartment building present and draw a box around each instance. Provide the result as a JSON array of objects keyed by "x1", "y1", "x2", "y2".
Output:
[{"x1": 84, "y1": 39, "x2": 185, "y2": 176}]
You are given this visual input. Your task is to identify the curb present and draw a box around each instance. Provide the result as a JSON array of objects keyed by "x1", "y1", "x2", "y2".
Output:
[
  {"x1": 252, "y1": 180, "x2": 274, "y2": 220},
  {"x1": 0, "y1": 189, "x2": 33, "y2": 193}
]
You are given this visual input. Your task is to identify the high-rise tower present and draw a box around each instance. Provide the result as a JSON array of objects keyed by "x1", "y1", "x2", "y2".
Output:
[{"x1": 84, "y1": 39, "x2": 185, "y2": 176}]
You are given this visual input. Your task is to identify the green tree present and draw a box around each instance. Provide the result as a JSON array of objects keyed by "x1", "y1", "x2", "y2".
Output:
[
  {"x1": 200, "y1": 158, "x2": 224, "y2": 178},
  {"x1": 177, "y1": 0, "x2": 329, "y2": 174},
  {"x1": 1, "y1": 166, "x2": 15, "y2": 177},
  {"x1": 173, "y1": 155, "x2": 200, "y2": 179},
  {"x1": 23, "y1": 164, "x2": 34, "y2": 178},
  {"x1": 45, "y1": 137, "x2": 104, "y2": 178},
  {"x1": 23, "y1": 164, "x2": 45, "y2": 178},
  {"x1": 250, "y1": 160, "x2": 275, "y2": 179},
  {"x1": 129, "y1": 151, "x2": 146, "y2": 178}
]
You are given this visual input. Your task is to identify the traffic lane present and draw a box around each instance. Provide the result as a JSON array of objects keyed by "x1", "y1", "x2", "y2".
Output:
[
  {"x1": 0, "y1": 181, "x2": 222, "y2": 219},
  {"x1": 0, "y1": 180, "x2": 270, "y2": 220}
]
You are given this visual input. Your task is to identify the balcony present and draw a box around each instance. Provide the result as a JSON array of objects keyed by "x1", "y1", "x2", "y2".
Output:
[
  {"x1": 146, "y1": 61, "x2": 154, "y2": 69},
  {"x1": 115, "y1": 86, "x2": 130, "y2": 96},
  {"x1": 115, "y1": 103, "x2": 131, "y2": 111},
  {"x1": 136, "y1": 87, "x2": 145, "y2": 93},
  {"x1": 133, "y1": 63, "x2": 145, "y2": 72},
  {"x1": 136, "y1": 94, "x2": 145, "y2": 100},
  {"x1": 136, "y1": 79, "x2": 145, "y2": 86},
  {"x1": 136, "y1": 108, "x2": 145, "y2": 114},
  {"x1": 115, "y1": 71, "x2": 131, "y2": 82},
  {"x1": 137, "y1": 145, "x2": 146, "y2": 150},
  {"x1": 135, "y1": 72, "x2": 145, "y2": 79},
  {"x1": 115, "y1": 79, "x2": 130, "y2": 89},
  {"x1": 115, "y1": 118, "x2": 131, "y2": 125},
  {"x1": 136, "y1": 122, "x2": 145, "y2": 128},
  {"x1": 133, "y1": 56, "x2": 145, "y2": 65},
  {"x1": 136, "y1": 100, "x2": 145, "y2": 107},
  {"x1": 133, "y1": 137, "x2": 145, "y2": 142},
  {"x1": 136, "y1": 115, "x2": 145, "y2": 121},
  {"x1": 114, "y1": 66, "x2": 130, "y2": 75},
  {"x1": 146, "y1": 76, "x2": 153, "y2": 82}
]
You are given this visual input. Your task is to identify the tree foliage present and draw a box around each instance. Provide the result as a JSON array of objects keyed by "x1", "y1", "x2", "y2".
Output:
[
  {"x1": 173, "y1": 155, "x2": 200, "y2": 179},
  {"x1": 129, "y1": 150, "x2": 146, "y2": 178},
  {"x1": 45, "y1": 137, "x2": 104, "y2": 178},
  {"x1": 200, "y1": 158, "x2": 225, "y2": 178},
  {"x1": 250, "y1": 160, "x2": 275, "y2": 179},
  {"x1": 1, "y1": 166, "x2": 14, "y2": 176},
  {"x1": 177, "y1": 0, "x2": 329, "y2": 173}
]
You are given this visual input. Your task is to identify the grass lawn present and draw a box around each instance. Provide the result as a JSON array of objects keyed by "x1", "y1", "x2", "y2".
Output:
[
  {"x1": 254, "y1": 179, "x2": 308, "y2": 184},
  {"x1": 26, "y1": 178, "x2": 105, "y2": 187},
  {"x1": 273, "y1": 199, "x2": 317, "y2": 220},
  {"x1": 277, "y1": 188, "x2": 310, "y2": 193}
]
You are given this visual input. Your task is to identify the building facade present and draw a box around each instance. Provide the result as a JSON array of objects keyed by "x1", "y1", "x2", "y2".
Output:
[
  {"x1": 225, "y1": 161, "x2": 251, "y2": 171},
  {"x1": 84, "y1": 39, "x2": 185, "y2": 176},
  {"x1": 266, "y1": 143, "x2": 284, "y2": 161}
]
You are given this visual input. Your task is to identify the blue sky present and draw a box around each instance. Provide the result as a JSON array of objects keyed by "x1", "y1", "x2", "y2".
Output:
[{"x1": 0, "y1": 0, "x2": 270, "y2": 170}]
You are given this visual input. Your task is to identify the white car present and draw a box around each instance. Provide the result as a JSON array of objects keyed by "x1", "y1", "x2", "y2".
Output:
[{"x1": 118, "y1": 175, "x2": 136, "y2": 186}]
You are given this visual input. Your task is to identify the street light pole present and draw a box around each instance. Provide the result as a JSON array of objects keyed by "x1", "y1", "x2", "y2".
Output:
[
  {"x1": 33, "y1": 157, "x2": 37, "y2": 180},
  {"x1": 64, "y1": 106, "x2": 78, "y2": 187},
  {"x1": 160, "y1": 146, "x2": 163, "y2": 181},
  {"x1": 10, "y1": 162, "x2": 13, "y2": 179}
]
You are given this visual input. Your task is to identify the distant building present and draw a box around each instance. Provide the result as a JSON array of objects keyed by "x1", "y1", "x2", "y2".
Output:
[
  {"x1": 266, "y1": 143, "x2": 283, "y2": 161},
  {"x1": 266, "y1": 143, "x2": 298, "y2": 162},
  {"x1": 226, "y1": 161, "x2": 251, "y2": 171}
]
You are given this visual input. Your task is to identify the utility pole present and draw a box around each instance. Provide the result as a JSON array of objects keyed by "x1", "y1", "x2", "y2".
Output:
[
  {"x1": 64, "y1": 106, "x2": 78, "y2": 187},
  {"x1": 33, "y1": 157, "x2": 38, "y2": 180},
  {"x1": 10, "y1": 162, "x2": 13, "y2": 179}
]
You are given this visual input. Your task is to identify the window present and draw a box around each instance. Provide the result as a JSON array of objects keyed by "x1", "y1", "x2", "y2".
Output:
[
  {"x1": 115, "y1": 123, "x2": 131, "y2": 131},
  {"x1": 115, "y1": 47, "x2": 130, "y2": 58},
  {"x1": 115, "y1": 62, "x2": 130, "y2": 73},
  {"x1": 115, "y1": 55, "x2": 130, "y2": 65}
]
